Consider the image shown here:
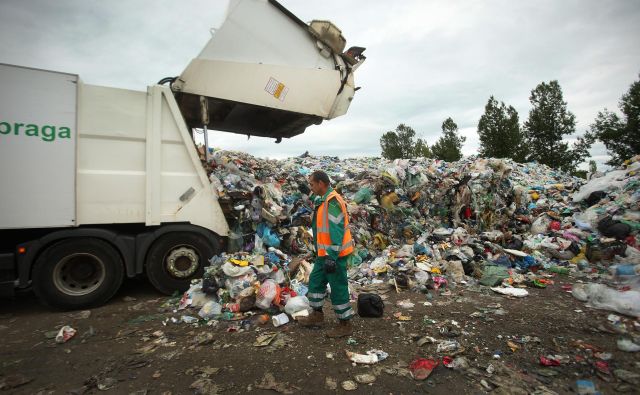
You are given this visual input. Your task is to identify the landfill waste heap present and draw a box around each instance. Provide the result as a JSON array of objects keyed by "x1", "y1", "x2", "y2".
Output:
[{"x1": 173, "y1": 149, "x2": 639, "y2": 333}]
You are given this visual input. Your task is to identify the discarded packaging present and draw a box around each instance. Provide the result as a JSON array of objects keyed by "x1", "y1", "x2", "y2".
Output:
[
  {"x1": 272, "y1": 313, "x2": 290, "y2": 327},
  {"x1": 572, "y1": 283, "x2": 640, "y2": 318},
  {"x1": 491, "y1": 287, "x2": 529, "y2": 298},
  {"x1": 341, "y1": 380, "x2": 358, "y2": 391},
  {"x1": 345, "y1": 349, "x2": 388, "y2": 364},
  {"x1": 617, "y1": 338, "x2": 640, "y2": 352},
  {"x1": 55, "y1": 325, "x2": 77, "y2": 344},
  {"x1": 409, "y1": 358, "x2": 439, "y2": 380},
  {"x1": 354, "y1": 374, "x2": 376, "y2": 384}
]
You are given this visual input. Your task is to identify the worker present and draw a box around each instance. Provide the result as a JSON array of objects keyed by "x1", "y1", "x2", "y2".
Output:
[{"x1": 299, "y1": 170, "x2": 355, "y2": 337}]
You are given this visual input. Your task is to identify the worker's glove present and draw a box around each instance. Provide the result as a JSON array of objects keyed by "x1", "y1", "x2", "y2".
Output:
[{"x1": 324, "y1": 258, "x2": 337, "y2": 274}]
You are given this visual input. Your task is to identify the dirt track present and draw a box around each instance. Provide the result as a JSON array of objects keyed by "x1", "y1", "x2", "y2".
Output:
[{"x1": 1, "y1": 276, "x2": 638, "y2": 395}]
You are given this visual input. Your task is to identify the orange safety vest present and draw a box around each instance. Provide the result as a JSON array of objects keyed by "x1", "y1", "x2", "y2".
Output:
[{"x1": 316, "y1": 190, "x2": 354, "y2": 257}]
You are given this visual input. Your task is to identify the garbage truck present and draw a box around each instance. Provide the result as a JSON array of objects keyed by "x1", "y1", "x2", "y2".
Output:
[{"x1": 0, "y1": 0, "x2": 366, "y2": 309}]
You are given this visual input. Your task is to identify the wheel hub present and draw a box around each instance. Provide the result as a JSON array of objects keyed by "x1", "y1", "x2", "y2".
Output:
[
  {"x1": 166, "y1": 247, "x2": 199, "y2": 278},
  {"x1": 53, "y1": 253, "x2": 106, "y2": 296}
]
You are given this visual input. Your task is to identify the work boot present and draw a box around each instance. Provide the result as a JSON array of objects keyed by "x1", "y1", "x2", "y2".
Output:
[
  {"x1": 298, "y1": 310, "x2": 324, "y2": 327},
  {"x1": 326, "y1": 319, "x2": 353, "y2": 338}
]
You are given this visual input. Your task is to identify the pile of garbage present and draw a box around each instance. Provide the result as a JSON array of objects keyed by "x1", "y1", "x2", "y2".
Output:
[{"x1": 171, "y1": 151, "x2": 640, "y2": 326}]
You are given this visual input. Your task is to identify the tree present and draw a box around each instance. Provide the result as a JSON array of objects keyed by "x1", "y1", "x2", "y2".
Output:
[
  {"x1": 414, "y1": 137, "x2": 431, "y2": 158},
  {"x1": 589, "y1": 74, "x2": 640, "y2": 166},
  {"x1": 431, "y1": 117, "x2": 466, "y2": 162},
  {"x1": 477, "y1": 96, "x2": 526, "y2": 162},
  {"x1": 523, "y1": 80, "x2": 591, "y2": 172},
  {"x1": 380, "y1": 124, "x2": 432, "y2": 159}
]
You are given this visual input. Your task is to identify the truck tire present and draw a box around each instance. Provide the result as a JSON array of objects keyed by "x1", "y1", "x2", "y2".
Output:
[
  {"x1": 145, "y1": 232, "x2": 220, "y2": 295},
  {"x1": 33, "y1": 238, "x2": 125, "y2": 310}
]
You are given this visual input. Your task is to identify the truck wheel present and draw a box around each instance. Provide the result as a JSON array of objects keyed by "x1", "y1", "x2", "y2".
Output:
[
  {"x1": 145, "y1": 232, "x2": 220, "y2": 295},
  {"x1": 33, "y1": 238, "x2": 124, "y2": 310}
]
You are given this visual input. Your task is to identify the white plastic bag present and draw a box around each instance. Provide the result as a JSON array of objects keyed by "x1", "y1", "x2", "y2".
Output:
[
  {"x1": 269, "y1": 268, "x2": 286, "y2": 284},
  {"x1": 530, "y1": 216, "x2": 551, "y2": 235},
  {"x1": 198, "y1": 300, "x2": 222, "y2": 319},
  {"x1": 284, "y1": 296, "x2": 310, "y2": 315},
  {"x1": 572, "y1": 166, "x2": 633, "y2": 202},
  {"x1": 395, "y1": 244, "x2": 414, "y2": 258},
  {"x1": 491, "y1": 286, "x2": 529, "y2": 298},
  {"x1": 255, "y1": 279, "x2": 278, "y2": 310},
  {"x1": 572, "y1": 283, "x2": 640, "y2": 318},
  {"x1": 414, "y1": 270, "x2": 430, "y2": 285},
  {"x1": 224, "y1": 272, "x2": 255, "y2": 299}
]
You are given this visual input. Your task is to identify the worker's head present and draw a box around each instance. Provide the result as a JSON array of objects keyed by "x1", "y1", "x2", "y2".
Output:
[{"x1": 309, "y1": 170, "x2": 330, "y2": 196}]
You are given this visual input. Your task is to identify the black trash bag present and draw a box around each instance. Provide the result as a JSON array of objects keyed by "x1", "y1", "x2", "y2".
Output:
[
  {"x1": 394, "y1": 273, "x2": 410, "y2": 288},
  {"x1": 585, "y1": 191, "x2": 607, "y2": 206},
  {"x1": 504, "y1": 237, "x2": 523, "y2": 251},
  {"x1": 597, "y1": 216, "x2": 631, "y2": 240},
  {"x1": 297, "y1": 182, "x2": 310, "y2": 195},
  {"x1": 462, "y1": 260, "x2": 475, "y2": 276},
  {"x1": 568, "y1": 241, "x2": 581, "y2": 255},
  {"x1": 202, "y1": 276, "x2": 221, "y2": 294},
  {"x1": 586, "y1": 240, "x2": 627, "y2": 262},
  {"x1": 357, "y1": 293, "x2": 384, "y2": 318}
]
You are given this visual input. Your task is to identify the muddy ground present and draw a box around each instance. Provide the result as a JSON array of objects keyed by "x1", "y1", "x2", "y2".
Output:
[{"x1": 1, "y1": 275, "x2": 639, "y2": 395}]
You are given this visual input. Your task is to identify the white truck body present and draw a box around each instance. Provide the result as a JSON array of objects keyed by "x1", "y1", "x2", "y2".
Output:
[
  {"x1": 0, "y1": 65, "x2": 77, "y2": 229},
  {"x1": 0, "y1": 64, "x2": 229, "y2": 237}
]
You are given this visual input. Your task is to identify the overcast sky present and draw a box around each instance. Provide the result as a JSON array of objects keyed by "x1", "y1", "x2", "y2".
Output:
[{"x1": 1, "y1": 0, "x2": 639, "y2": 169}]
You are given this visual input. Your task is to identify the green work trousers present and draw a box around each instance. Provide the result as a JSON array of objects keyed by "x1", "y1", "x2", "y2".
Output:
[{"x1": 306, "y1": 256, "x2": 354, "y2": 320}]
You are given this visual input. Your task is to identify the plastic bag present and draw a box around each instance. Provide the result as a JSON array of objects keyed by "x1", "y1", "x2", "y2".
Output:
[
  {"x1": 573, "y1": 210, "x2": 598, "y2": 230},
  {"x1": 257, "y1": 224, "x2": 281, "y2": 248},
  {"x1": 255, "y1": 279, "x2": 279, "y2": 309},
  {"x1": 225, "y1": 273, "x2": 255, "y2": 299},
  {"x1": 445, "y1": 260, "x2": 465, "y2": 282},
  {"x1": 479, "y1": 265, "x2": 510, "y2": 286},
  {"x1": 530, "y1": 216, "x2": 551, "y2": 235},
  {"x1": 409, "y1": 358, "x2": 439, "y2": 380},
  {"x1": 380, "y1": 192, "x2": 399, "y2": 210},
  {"x1": 395, "y1": 244, "x2": 414, "y2": 258},
  {"x1": 353, "y1": 187, "x2": 373, "y2": 204},
  {"x1": 284, "y1": 296, "x2": 310, "y2": 315},
  {"x1": 572, "y1": 283, "x2": 640, "y2": 318},
  {"x1": 414, "y1": 270, "x2": 430, "y2": 285},
  {"x1": 228, "y1": 232, "x2": 243, "y2": 253},
  {"x1": 254, "y1": 234, "x2": 265, "y2": 253},
  {"x1": 269, "y1": 268, "x2": 286, "y2": 284},
  {"x1": 610, "y1": 264, "x2": 640, "y2": 278},
  {"x1": 198, "y1": 300, "x2": 222, "y2": 319},
  {"x1": 349, "y1": 253, "x2": 363, "y2": 267},
  {"x1": 572, "y1": 167, "x2": 629, "y2": 202}
]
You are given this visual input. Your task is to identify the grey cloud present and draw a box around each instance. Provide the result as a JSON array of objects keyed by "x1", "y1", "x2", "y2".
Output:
[{"x1": 1, "y1": 0, "x2": 638, "y2": 166}]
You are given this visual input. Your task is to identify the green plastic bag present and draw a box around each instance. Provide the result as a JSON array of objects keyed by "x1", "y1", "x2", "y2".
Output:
[
  {"x1": 353, "y1": 187, "x2": 373, "y2": 204},
  {"x1": 479, "y1": 265, "x2": 510, "y2": 286},
  {"x1": 348, "y1": 252, "x2": 363, "y2": 267}
]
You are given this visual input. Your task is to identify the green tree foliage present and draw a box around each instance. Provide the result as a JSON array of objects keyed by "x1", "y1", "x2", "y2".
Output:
[
  {"x1": 431, "y1": 117, "x2": 466, "y2": 162},
  {"x1": 589, "y1": 74, "x2": 640, "y2": 166},
  {"x1": 477, "y1": 96, "x2": 526, "y2": 162},
  {"x1": 523, "y1": 80, "x2": 591, "y2": 173},
  {"x1": 414, "y1": 138, "x2": 431, "y2": 158},
  {"x1": 380, "y1": 124, "x2": 432, "y2": 159}
]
